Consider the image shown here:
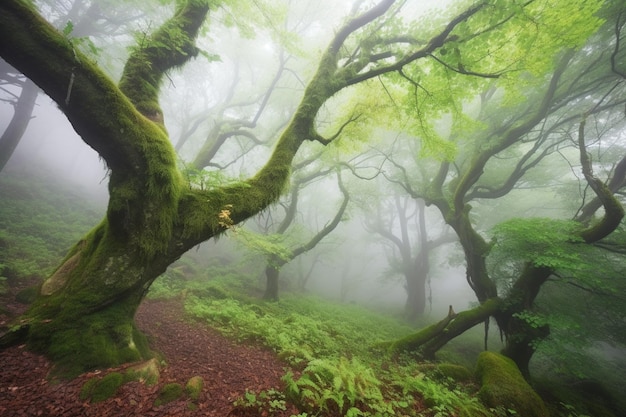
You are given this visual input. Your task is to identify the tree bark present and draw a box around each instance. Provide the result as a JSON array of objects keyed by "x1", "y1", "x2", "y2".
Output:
[
  {"x1": 404, "y1": 262, "x2": 428, "y2": 322},
  {"x1": 263, "y1": 263, "x2": 281, "y2": 302}
]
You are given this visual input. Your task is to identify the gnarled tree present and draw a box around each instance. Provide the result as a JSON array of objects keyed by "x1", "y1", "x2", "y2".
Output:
[
  {"x1": 387, "y1": 1, "x2": 626, "y2": 378},
  {"x1": 0, "y1": 0, "x2": 502, "y2": 376}
]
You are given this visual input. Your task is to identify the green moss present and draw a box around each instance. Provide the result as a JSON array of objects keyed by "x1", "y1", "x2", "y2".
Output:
[
  {"x1": 80, "y1": 372, "x2": 125, "y2": 403},
  {"x1": 79, "y1": 378, "x2": 99, "y2": 401},
  {"x1": 186, "y1": 376, "x2": 203, "y2": 401},
  {"x1": 125, "y1": 358, "x2": 160, "y2": 386},
  {"x1": 26, "y1": 297, "x2": 152, "y2": 379},
  {"x1": 436, "y1": 363, "x2": 474, "y2": 382},
  {"x1": 155, "y1": 382, "x2": 184, "y2": 406},
  {"x1": 475, "y1": 352, "x2": 548, "y2": 417},
  {"x1": 391, "y1": 321, "x2": 445, "y2": 354}
]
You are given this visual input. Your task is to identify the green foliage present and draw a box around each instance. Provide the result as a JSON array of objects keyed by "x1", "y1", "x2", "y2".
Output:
[
  {"x1": 180, "y1": 162, "x2": 234, "y2": 191},
  {"x1": 398, "y1": 372, "x2": 490, "y2": 417},
  {"x1": 283, "y1": 357, "x2": 389, "y2": 416},
  {"x1": 0, "y1": 166, "x2": 103, "y2": 280},
  {"x1": 233, "y1": 388, "x2": 287, "y2": 415},
  {"x1": 185, "y1": 290, "x2": 411, "y2": 365},
  {"x1": 184, "y1": 279, "x2": 494, "y2": 416},
  {"x1": 490, "y1": 218, "x2": 584, "y2": 270},
  {"x1": 232, "y1": 227, "x2": 294, "y2": 265},
  {"x1": 61, "y1": 20, "x2": 101, "y2": 60}
]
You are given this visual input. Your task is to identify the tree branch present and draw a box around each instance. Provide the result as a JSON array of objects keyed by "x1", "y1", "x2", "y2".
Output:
[{"x1": 577, "y1": 117, "x2": 625, "y2": 242}]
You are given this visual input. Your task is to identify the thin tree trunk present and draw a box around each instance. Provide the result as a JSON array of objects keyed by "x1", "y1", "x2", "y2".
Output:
[
  {"x1": 0, "y1": 79, "x2": 38, "y2": 172},
  {"x1": 264, "y1": 264, "x2": 281, "y2": 301}
]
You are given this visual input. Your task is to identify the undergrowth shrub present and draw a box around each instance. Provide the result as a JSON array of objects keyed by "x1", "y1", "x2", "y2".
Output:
[{"x1": 283, "y1": 357, "x2": 392, "y2": 416}]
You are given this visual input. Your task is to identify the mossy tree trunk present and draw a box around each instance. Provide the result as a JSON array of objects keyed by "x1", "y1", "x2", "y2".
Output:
[{"x1": 4, "y1": 0, "x2": 478, "y2": 375}]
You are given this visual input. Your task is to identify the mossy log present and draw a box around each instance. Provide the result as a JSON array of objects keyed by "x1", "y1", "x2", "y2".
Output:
[{"x1": 390, "y1": 298, "x2": 501, "y2": 358}]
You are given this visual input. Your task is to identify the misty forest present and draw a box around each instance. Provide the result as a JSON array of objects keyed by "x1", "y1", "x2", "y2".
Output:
[{"x1": 1, "y1": 0, "x2": 625, "y2": 416}]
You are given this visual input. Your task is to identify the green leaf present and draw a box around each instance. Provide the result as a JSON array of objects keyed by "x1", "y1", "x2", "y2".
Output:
[{"x1": 62, "y1": 21, "x2": 74, "y2": 37}]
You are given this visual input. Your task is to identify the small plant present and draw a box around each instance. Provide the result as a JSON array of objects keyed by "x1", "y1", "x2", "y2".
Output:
[
  {"x1": 283, "y1": 357, "x2": 391, "y2": 416},
  {"x1": 233, "y1": 388, "x2": 287, "y2": 414},
  {"x1": 398, "y1": 373, "x2": 490, "y2": 417}
]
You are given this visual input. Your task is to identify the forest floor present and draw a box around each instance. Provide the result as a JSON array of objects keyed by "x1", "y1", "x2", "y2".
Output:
[{"x1": 0, "y1": 294, "x2": 299, "y2": 416}]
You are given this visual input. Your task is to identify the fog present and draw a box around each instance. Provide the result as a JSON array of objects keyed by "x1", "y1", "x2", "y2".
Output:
[
  {"x1": 1, "y1": 95, "x2": 108, "y2": 203},
  {"x1": 2, "y1": 1, "x2": 626, "y2": 411}
]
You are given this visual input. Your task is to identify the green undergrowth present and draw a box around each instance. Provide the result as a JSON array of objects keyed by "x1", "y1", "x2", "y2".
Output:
[
  {"x1": 0, "y1": 164, "x2": 103, "y2": 283},
  {"x1": 183, "y1": 278, "x2": 492, "y2": 416}
]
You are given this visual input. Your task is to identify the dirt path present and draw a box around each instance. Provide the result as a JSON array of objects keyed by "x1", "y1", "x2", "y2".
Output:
[{"x1": 0, "y1": 298, "x2": 297, "y2": 416}]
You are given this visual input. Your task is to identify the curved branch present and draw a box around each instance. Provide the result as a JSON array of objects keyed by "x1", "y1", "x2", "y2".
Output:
[
  {"x1": 0, "y1": 0, "x2": 150, "y2": 168},
  {"x1": 344, "y1": 1, "x2": 488, "y2": 87},
  {"x1": 577, "y1": 118, "x2": 625, "y2": 242},
  {"x1": 611, "y1": 10, "x2": 626, "y2": 79},
  {"x1": 118, "y1": 0, "x2": 210, "y2": 125},
  {"x1": 329, "y1": 0, "x2": 396, "y2": 56},
  {"x1": 292, "y1": 171, "x2": 350, "y2": 258}
]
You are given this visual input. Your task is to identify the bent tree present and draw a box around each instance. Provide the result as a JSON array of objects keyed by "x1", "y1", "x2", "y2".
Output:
[
  {"x1": 0, "y1": 0, "x2": 507, "y2": 376},
  {"x1": 385, "y1": 2, "x2": 626, "y2": 377}
]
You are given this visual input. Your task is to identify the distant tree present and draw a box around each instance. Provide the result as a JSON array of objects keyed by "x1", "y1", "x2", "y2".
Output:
[
  {"x1": 365, "y1": 194, "x2": 455, "y2": 321},
  {"x1": 0, "y1": 69, "x2": 37, "y2": 172},
  {"x1": 234, "y1": 161, "x2": 348, "y2": 301},
  {"x1": 1, "y1": 0, "x2": 515, "y2": 376},
  {"x1": 262, "y1": 170, "x2": 349, "y2": 301}
]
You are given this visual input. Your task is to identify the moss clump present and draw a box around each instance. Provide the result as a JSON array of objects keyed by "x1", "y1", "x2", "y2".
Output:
[
  {"x1": 436, "y1": 363, "x2": 474, "y2": 382},
  {"x1": 125, "y1": 358, "x2": 160, "y2": 386},
  {"x1": 155, "y1": 382, "x2": 184, "y2": 406},
  {"x1": 186, "y1": 376, "x2": 203, "y2": 401},
  {"x1": 80, "y1": 372, "x2": 125, "y2": 403},
  {"x1": 475, "y1": 352, "x2": 548, "y2": 417}
]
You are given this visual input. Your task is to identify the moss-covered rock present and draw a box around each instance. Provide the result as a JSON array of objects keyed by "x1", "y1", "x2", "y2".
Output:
[
  {"x1": 125, "y1": 358, "x2": 160, "y2": 386},
  {"x1": 186, "y1": 376, "x2": 203, "y2": 401},
  {"x1": 155, "y1": 382, "x2": 184, "y2": 406},
  {"x1": 80, "y1": 372, "x2": 125, "y2": 403},
  {"x1": 475, "y1": 352, "x2": 548, "y2": 417}
]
